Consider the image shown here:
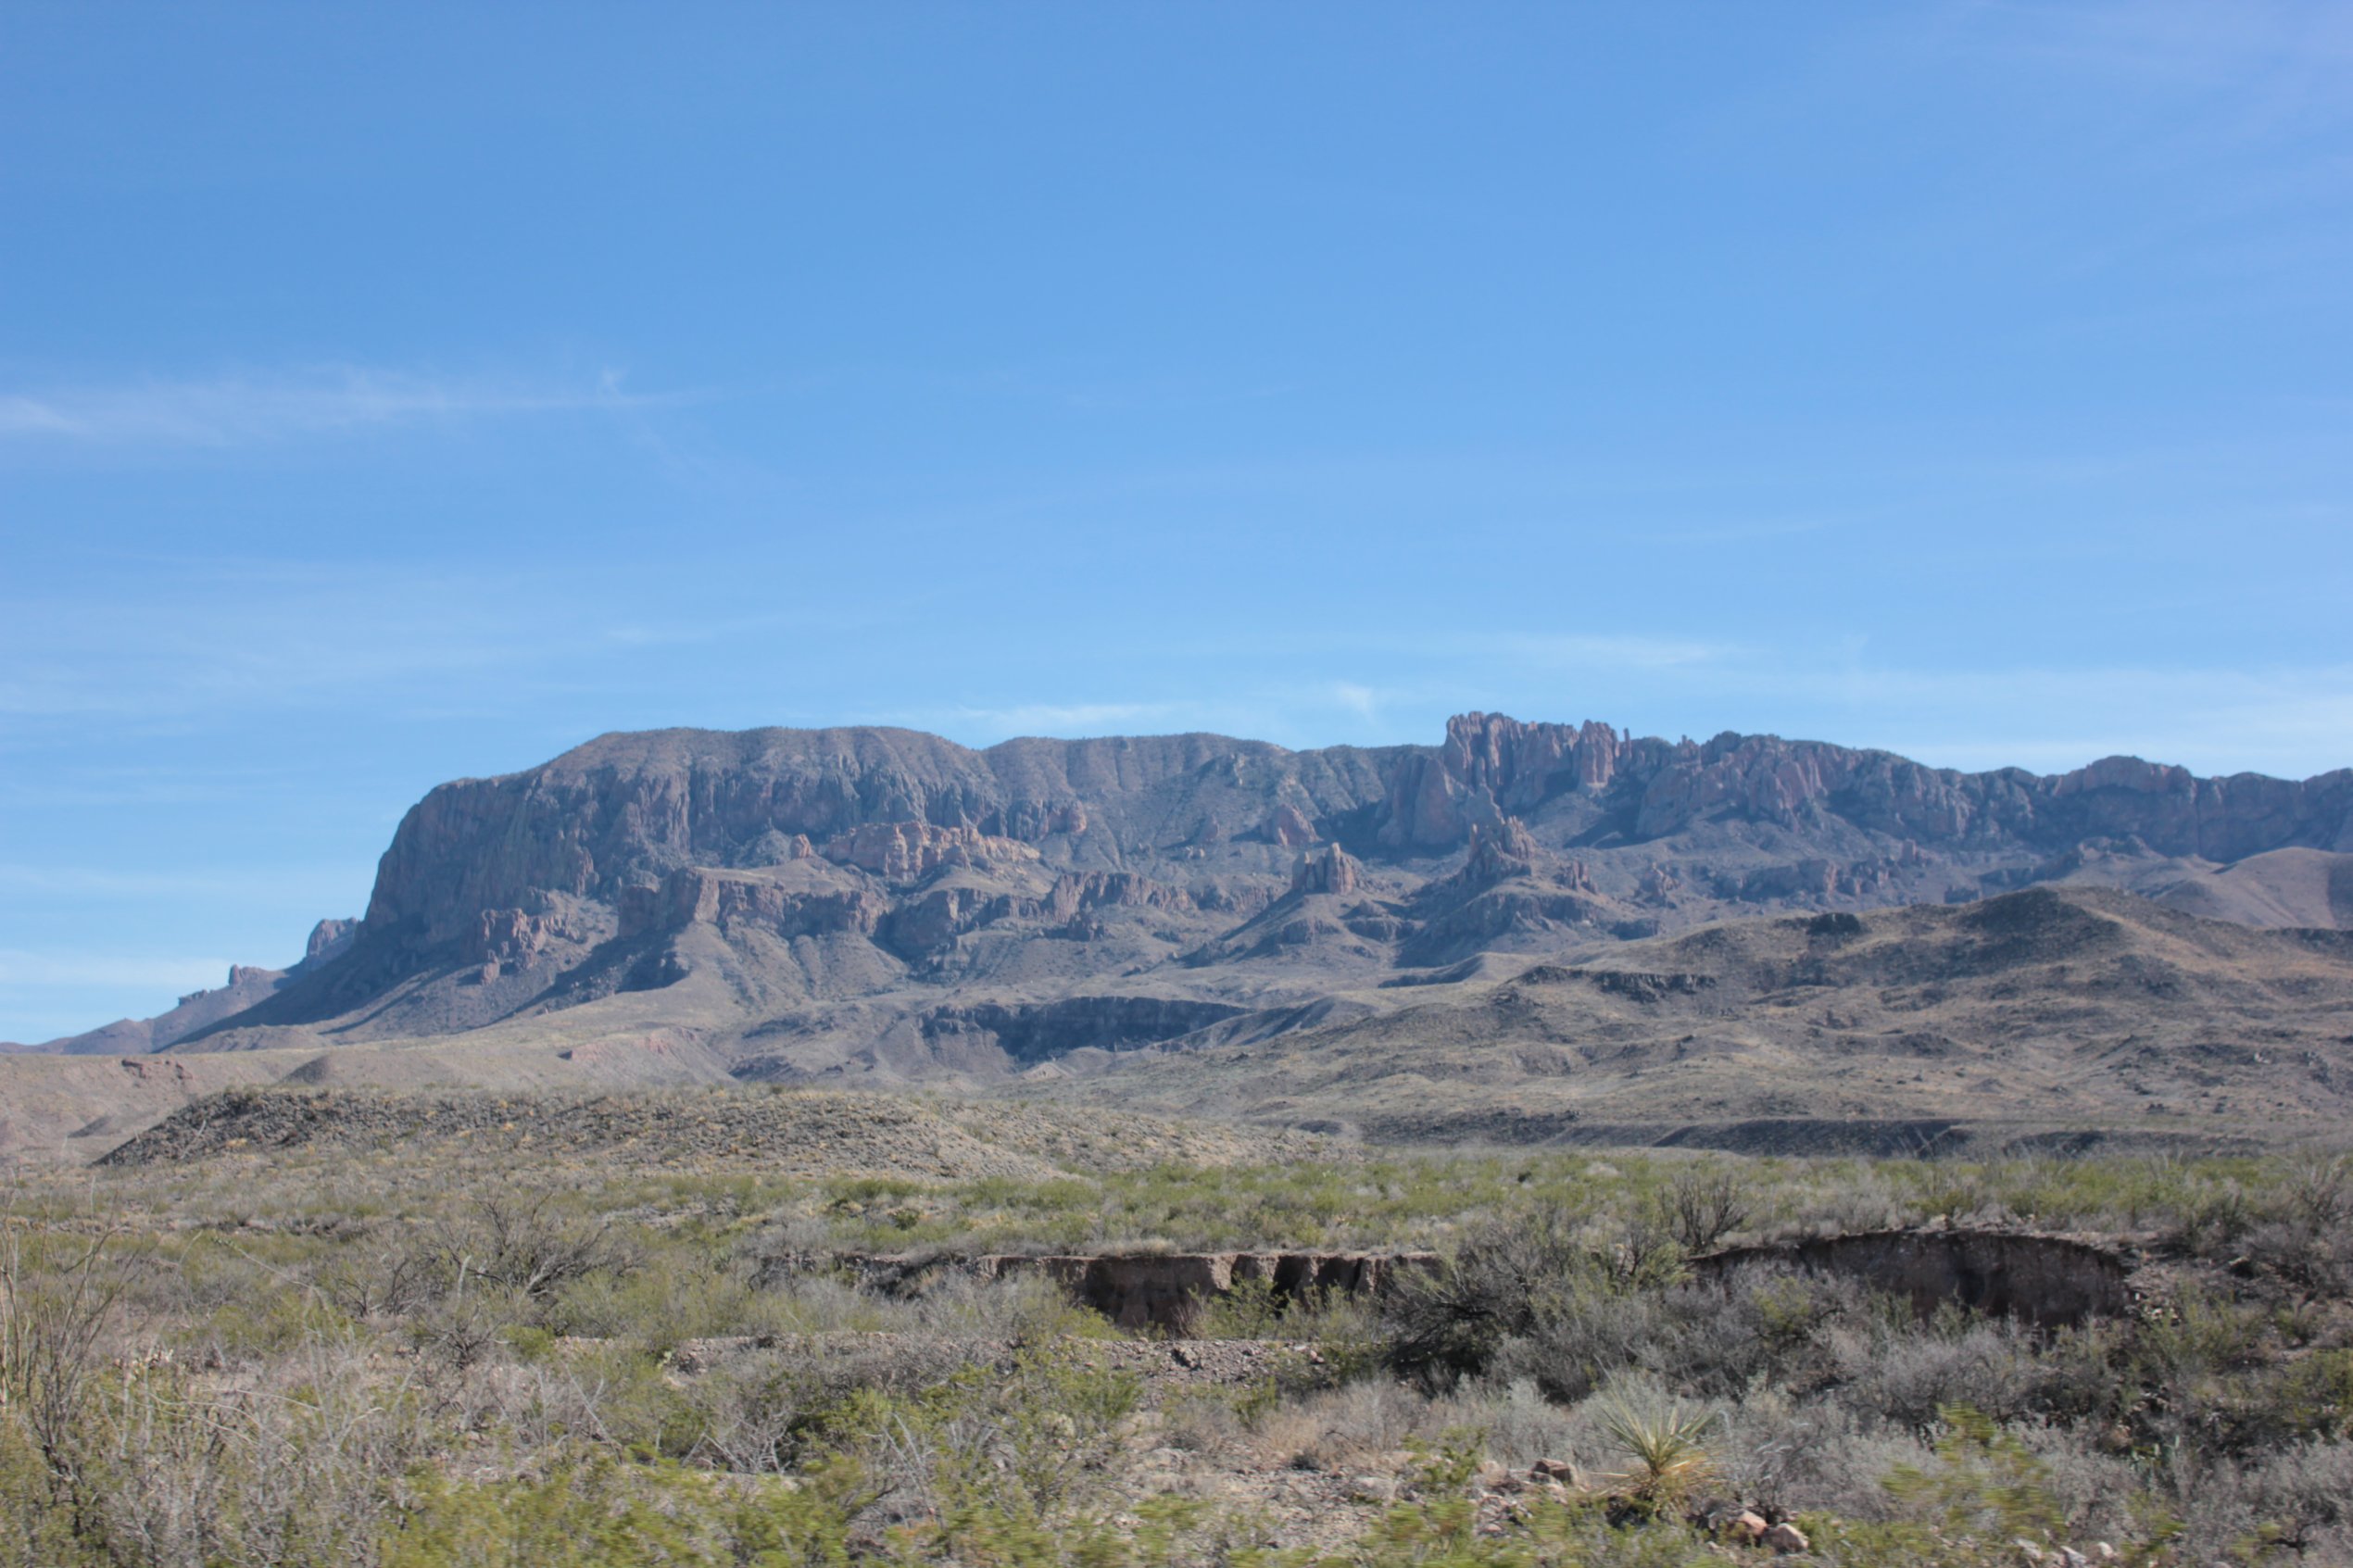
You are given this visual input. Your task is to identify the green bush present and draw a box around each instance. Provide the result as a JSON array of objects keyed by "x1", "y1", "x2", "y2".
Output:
[{"x1": 382, "y1": 1451, "x2": 860, "y2": 1568}]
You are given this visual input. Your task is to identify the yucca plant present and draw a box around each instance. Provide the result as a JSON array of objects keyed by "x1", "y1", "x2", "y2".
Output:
[{"x1": 1597, "y1": 1394, "x2": 1718, "y2": 1514}]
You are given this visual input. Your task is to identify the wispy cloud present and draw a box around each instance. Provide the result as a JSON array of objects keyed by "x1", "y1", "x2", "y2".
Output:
[
  {"x1": 0, "y1": 558, "x2": 591, "y2": 722},
  {"x1": 0, "y1": 863, "x2": 369, "y2": 903},
  {"x1": 0, "y1": 950, "x2": 231, "y2": 992},
  {"x1": 1328, "y1": 682, "x2": 1383, "y2": 721},
  {"x1": 1793, "y1": 661, "x2": 2353, "y2": 777},
  {"x1": 0, "y1": 365, "x2": 662, "y2": 447},
  {"x1": 946, "y1": 700, "x2": 1189, "y2": 737},
  {"x1": 1492, "y1": 633, "x2": 1735, "y2": 671},
  {"x1": 1953, "y1": 0, "x2": 2353, "y2": 91}
]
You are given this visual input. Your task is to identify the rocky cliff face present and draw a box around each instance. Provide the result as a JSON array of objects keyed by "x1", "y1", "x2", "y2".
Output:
[
  {"x1": 359, "y1": 727, "x2": 1400, "y2": 953},
  {"x1": 41, "y1": 918, "x2": 360, "y2": 1056},
  {"x1": 132, "y1": 712, "x2": 2353, "y2": 1071},
  {"x1": 359, "y1": 715, "x2": 2353, "y2": 971}
]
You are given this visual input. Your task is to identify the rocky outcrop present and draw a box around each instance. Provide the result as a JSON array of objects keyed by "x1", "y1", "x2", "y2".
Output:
[
  {"x1": 918, "y1": 996, "x2": 1247, "y2": 1062},
  {"x1": 1040, "y1": 872, "x2": 1192, "y2": 922},
  {"x1": 76, "y1": 710, "x2": 2343, "y2": 1062},
  {"x1": 1694, "y1": 1229, "x2": 2133, "y2": 1329},
  {"x1": 828, "y1": 1248, "x2": 1438, "y2": 1333},
  {"x1": 1266, "y1": 802, "x2": 1319, "y2": 848},
  {"x1": 1464, "y1": 818, "x2": 1541, "y2": 883},
  {"x1": 464, "y1": 907, "x2": 594, "y2": 974},
  {"x1": 361, "y1": 727, "x2": 1395, "y2": 955},
  {"x1": 1741, "y1": 859, "x2": 1844, "y2": 902},
  {"x1": 618, "y1": 868, "x2": 886, "y2": 941},
  {"x1": 879, "y1": 885, "x2": 1025, "y2": 952},
  {"x1": 355, "y1": 716, "x2": 2353, "y2": 978},
  {"x1": 1290, "y1": 845, "x2": 1362, "y2": 898},
  {"x1": 1378, "y1": 714, "x2": 1627, "y2": 848},
  {"x1": 1373, "y1": 717, "x2": 2353, "y2": 866},
  {"x1": 304, "y1": 919, "x2": 361, "y2": 967},
  {"x1": 818, "y1": 821, "x2": 1038, "y2": 882},
  {"x1": 1628, "y1": 735, "x2": 2353, "y2": 859}
]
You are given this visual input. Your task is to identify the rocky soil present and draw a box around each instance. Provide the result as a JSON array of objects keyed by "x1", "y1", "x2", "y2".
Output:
[{"x1": 100, "y1": 1085, "x2": 1322, "y2": 1177}]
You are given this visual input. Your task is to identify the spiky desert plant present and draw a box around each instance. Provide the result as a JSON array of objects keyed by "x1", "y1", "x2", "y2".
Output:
[{"x1": 1597, "y1": 1394, "x2": 1718, "y2": 1513}]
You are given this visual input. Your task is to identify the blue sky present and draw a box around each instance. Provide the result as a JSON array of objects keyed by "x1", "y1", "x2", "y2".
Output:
[{"x1": 3, "y1": 2, "x2": 2349, "y2": 1041}]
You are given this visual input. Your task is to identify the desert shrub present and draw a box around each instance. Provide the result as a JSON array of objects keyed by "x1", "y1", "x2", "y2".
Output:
[
  {"x1": 2260, "y1": 1348, "x2": 2353, "y2": 1441},
  {"x1": 1423, "y1": 1376, "x2": 1583, "y2": 1474},
  {"x1": 197, "y1": 1284, "x2": 362, "y2": 1361},
  {"x1": 429, "y1": 1192, "x2": 625, "y2": 1301},
  {"x1": 1797, "y1": 1407, "x2": 2068, "y2": 1565},
  {"x1": 1809, "y1": 1167, "x2": 1909, "y2": 1235},
  {"x1": 1502, "y1": 1262, "x2": 1883, "y2": 1405},
  {"x1": 1655, "y1": 1165, "x2": 1753, "y2": 1253},
  {"x1": 1194, "y1": 1275, "x2": 1383, "y2": 1365},
  {"x1": 1384, "y1": 1205, "x2": 1683, "y2": 1393},
  {"x1": 2166, "y1": 1176, "x2": 2261, "y2": 1259},
  {"x1": 1199, "y1": 1275, "x2": 1289, "y2": 1340},
  {"x1": 310, "y1": 1236, "x2": 440, "y2": 1322},
  {"x1": 827, "y1": 1345, "x2": 1142, "y2": 1550},
  {"x1": 2127, "y1": 1286, "x2": 2291, "y2": 1452},
  {"x1": 404, "y1": 1284, "x2": 535, "y2": 1371},
  {"x1": 539, "y1": 1342, "x2": 702, "y2": 1460},
  {"x1": 380, "y1": 1449, "x2": 862, "y2": 1568},
  {"x1": 754, "y1": 1273, "x2": 905, "y2": 1336},
  {"x1": 0, "y1": 1417, "x2": 87, "y2": 1568},
  {"x1": 2236, "y1": 1216, "x2": 2353, "y2": 1300},
  {"x1": 679, "y1": 1348, "x2": 823, "y2": 1474},
  {"x1": 1713, "y1": 1392, "x2": 1933, "y2": 1524},
  {"x1": 919, "y1": 1270, "x2": 1118, "y2": 1345},
  {"x1": 0, "y1": 1331, "x2": 440, "y2": 1568},
  {"x1": 680, "y1": 1335, "x2": 996, "y2": 1475},
  {"x1": 0, "y1": 1215, "x2": 132, "y2": 1488},
  {"x1": 544, "y1": 1261, "x2": 774, "y2": 1354},
  {"x1": 2145, "y1": 1438, "x2": 2353, "y2": 1565},
  {"x1": 1263, "y1": 1378, "x2": 1432, "y2": 1471},
  {"x1": 2008, "y1": 1424, "x2": 2160, "y2": 1550},
  {"x1": 1489, "y1": 1281, "x2": 1667, "y2": 1403},
  {"x1": 1833, "y1": 1316, "x2": 2057, "y2": 1432}
]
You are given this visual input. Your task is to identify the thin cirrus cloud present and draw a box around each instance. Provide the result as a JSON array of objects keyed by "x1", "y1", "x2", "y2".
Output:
[
  {"x1": 0, "y1": 949, "x2": 231, "y2": 992},
  {"x1": 944, "y1": 701, "x2": 1189, "y2": 738},
  {"x1": 0, "y1": 365, "x2": 661, "y2": 448},
  {"x1": 0, "y1": 862, "x2": 369, "y2": 903},
  {"x1": 0, "y1": 558, "x2": 618, "y2": 721}
]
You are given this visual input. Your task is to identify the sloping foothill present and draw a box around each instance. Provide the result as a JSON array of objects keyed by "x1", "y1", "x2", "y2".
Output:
[{"x1": 95, "y1": 1084, "x2": 1320, "y2": 1179}]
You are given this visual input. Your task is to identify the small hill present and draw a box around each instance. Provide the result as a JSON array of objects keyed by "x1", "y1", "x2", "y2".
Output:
[
  {"x1": 1031, "y1": 887, "x2": 2353, "y2": 1148},
  {"x1": 99, "y1": 1084, "x2": 1321, "y2": 1177}
]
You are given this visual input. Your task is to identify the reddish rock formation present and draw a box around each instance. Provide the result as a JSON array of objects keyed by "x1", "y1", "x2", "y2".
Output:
[
  {"x1": 1290, "y1": 845, "x2": 1362, "y2": 898},
  {"x1": 819, "y1": 821, "x2": 1037, "y2": 882},
  {"x1": 1040, "y1": 872, "x2": 1192, "y2": 922},
  {"x1": 1268, "y1": 802, "x2": 1319, "y2": 848},
  {"x1": 619, "y1": 868, "x2": 886, "y2": 941},
  {"x1": 1459, "y1": 818, "x2": 1543, "y2": 884},
  {"x1": 303, "y1": 919, "x2": 361, "y2": 967},
  {"x1": 1378, "y1": 714, "x2": 1625, "y2": 847}
]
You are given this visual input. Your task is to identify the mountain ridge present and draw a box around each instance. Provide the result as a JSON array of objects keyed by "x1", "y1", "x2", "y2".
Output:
[{"x1": 5, "y1": 710, "x2": 2350, "y2": 1163}]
